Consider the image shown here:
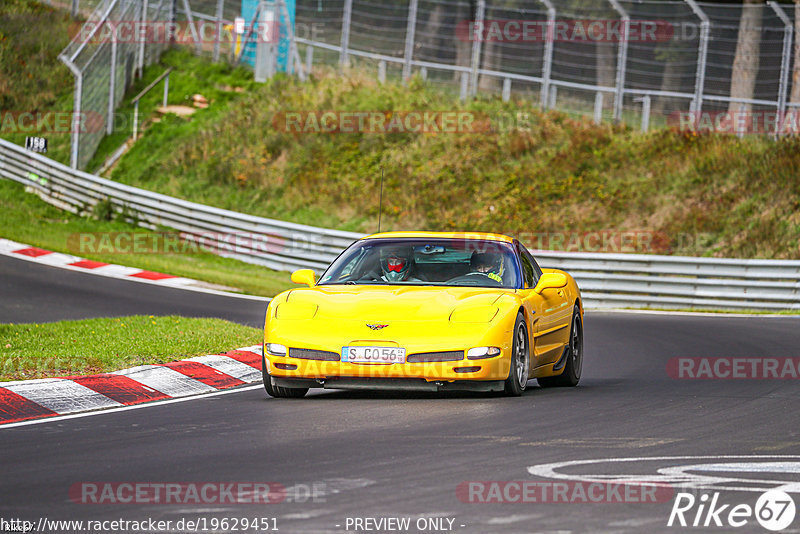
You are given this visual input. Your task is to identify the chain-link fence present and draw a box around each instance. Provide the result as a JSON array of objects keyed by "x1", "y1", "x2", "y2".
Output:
[
  {"x1": 56, "y1": 0, "x2": 173, "y2": 169},
  {"x1": 46, "y1": 0, "x2": 800, "y2": 169}
]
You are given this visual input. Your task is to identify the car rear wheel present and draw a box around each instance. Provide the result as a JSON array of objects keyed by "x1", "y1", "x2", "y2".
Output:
[
  {"x1": 538, "y1": 305, "x2": 582, "y2": 388},
  {"x1": 504, "y1": 313, "x2": 529, "y2": 396},
  {"x1": 262, "y1": 350, "x2": 308, "y2": 398}
]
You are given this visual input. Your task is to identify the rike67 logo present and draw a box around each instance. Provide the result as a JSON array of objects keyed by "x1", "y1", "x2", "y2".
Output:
[{"x1": 668, "y1": 490, "x2": 796, "y2": 531}]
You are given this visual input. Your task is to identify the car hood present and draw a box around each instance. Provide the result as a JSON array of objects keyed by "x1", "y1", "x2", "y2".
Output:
[{"x1": 278, "y1": 285, "x2": 516, "y2": 322}]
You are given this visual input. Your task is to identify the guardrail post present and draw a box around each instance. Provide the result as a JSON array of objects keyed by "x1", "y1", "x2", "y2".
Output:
[
  {"x1": 685, "y1": 0, "x2": 709, "y2": 116},
  {"x1": 378, "y1": 60, "x2": 386, "y2": 83},
  {"x1": 608, "y1": 0, "x2": 629, "y2": 123},
  {"x1": 548, "y1": 85, "x2": 557, "y2": 109},
  {"x1": 460, "y1": 71, "x2": 469, "y2": 101},
  {"x1": 769, "y1": 1, "x2": 792, "y2": 137},
  {"x1": 469, "y1": 0, "x2": 486, "y2": 97},
  {"x1": 71, "y1": 0, "x2": 78, "y2": 17},
  {"x1": 537, "y1": 0, "x2": 555, "y2": 109},
  {"x1": 593, "y1": 91, "x2": 604, "y2": 124},
  {"x1": 402, "y1": 0, "x2": 418, "y2": 82},
  {"x1": 340, "y1": 0, "x2": 352, "y2": 67}
]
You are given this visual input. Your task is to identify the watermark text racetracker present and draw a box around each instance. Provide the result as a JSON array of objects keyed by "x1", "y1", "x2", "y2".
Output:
[
  {"x1": 68, "y1": 231, "x2": 286, "y2": 256},
  {"x1": 272, "y1": 111, "x2": 533, "y2": 134},
  {"x1": 457, "y1": 480, "x2": 674, "y2": 503},
  {"x1": 71, "y1": 19, "x2": 325, "y2": 45},
  {"x1": 0, "y1": 516, "x2": 279, "y2": 533},
  {"x1": 667, "y1": 357, "x2": 800, "y2": 380}
]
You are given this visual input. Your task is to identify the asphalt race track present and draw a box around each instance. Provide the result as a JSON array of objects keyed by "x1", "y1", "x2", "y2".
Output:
[
  {"x1": 2, "y1": 253, "x2": 800, "y2": 533},
  {"x1": 0, "y1": 254, "x2": 267, "y2": 326}
]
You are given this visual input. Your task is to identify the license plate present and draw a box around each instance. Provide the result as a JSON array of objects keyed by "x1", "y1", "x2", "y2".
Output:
[{"x1": 341, "y1": 346, "x2": 406, "y2": 364}]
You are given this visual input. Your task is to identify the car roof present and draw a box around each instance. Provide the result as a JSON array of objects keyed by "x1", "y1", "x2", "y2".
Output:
[{"x1": 361, "y1": 231, "x2": 515, "y2": 244}]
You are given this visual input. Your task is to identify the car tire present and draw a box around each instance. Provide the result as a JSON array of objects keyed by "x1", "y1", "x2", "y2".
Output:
[
  {"x1": 262, "y1": 348, "x2": 308, "y2": 398},
  {"x1": 538, "y1": 305, "x2": 583, "y2": 388},
  {"x1": 504, "y1": 313, "x2": 530, "y2": 396}
]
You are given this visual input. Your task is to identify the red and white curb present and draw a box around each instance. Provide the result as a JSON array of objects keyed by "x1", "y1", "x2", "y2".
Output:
[
  {"x1": 0, "y1": 238, "x2": 267, "y2": 301},
  {"x1": 0, "y1": 345, "x2": 264, "y2": 425}
]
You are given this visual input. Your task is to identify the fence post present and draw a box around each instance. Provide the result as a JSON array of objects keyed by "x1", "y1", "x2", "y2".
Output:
[
  {"x1": 403, "y1": 0, "x2": 419, "y2": 81},
  {"x1": 107, "y1": 32, "x2": 118, "y2": 135},
  {"x1": 181, "y1": 0, "x2": 203, "y2": 54},
  {"x1": 213, "y1": 0, "x2": 224, "y2": 62},
  {"x1": 502, "y1": 78, "x2": 511, "y2": 102},
  {"x1": 469, "y1": 0, "x2": 486, "y2": 97},
  {"x1": 769, "y1": 1, "x2": 792, "y2": 137},
  {"x1": 594, "y1": 91, "x2": 604, "y2": 124},
  {"x1": 137, "y1": 0, "x2": 148, "y2": 78},
  {"x1": 378, "y1": 60, "x2": 386, "y2": 83},
  {"x1": 305, "y1": 44, "x2": 314, "y2": 73},
  {"x1": 537, "y1": 0, "x2": 555, "y2": 109},
  {"x1": 69, "y1": 70, "x2": 82, "y2": 169},
  {"x1": 636, "y1": 95, "x2": 651, "y2": 132},
  {"x1": 71, "y1": 0, "x2": 78, "y2": 17},
  {"x1": 685, "y1": 0, "x2": 709, "y2": 116},
  {"x1": 340, "y1": 0, "x2": 353, "y2": 67},
  {"x1": 608, "y1": 0, "x2": 629, "y2": 123},
  {"x1": 548, "y1": 85, "x2": 557, "y2": 108},
  {"x1": 460, "y1": 71, "x2": 469, "y2": 101}
]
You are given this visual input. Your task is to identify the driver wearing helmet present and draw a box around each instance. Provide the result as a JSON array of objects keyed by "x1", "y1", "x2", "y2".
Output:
[
  {"x1": 379, "y1": 246, "x2": 420, "y2": 283},
  {"x1": 469, "y1": 251, "x2": 503, "y2": 283}
]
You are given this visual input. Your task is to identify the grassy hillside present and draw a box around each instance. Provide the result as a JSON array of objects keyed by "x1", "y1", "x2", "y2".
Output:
[
  {"x1": 0, "y1": 0, "x2": 75, "y2": 164},
  {"x1": 2, "y1": 0, "x2": 798, "y2": 260},
  {"x1": 109, "y1": 53, "x2": 800, "y2": 259}
]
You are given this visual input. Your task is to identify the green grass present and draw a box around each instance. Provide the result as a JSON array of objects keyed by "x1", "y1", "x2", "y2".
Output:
[
  {"x1": 0, "y1": 316, "x2": 261, "y2": 381},
  {"x1": 0, "y1": 180, "x2": 295, "y2": 297},
  {"x1": 0, "y1": 0, "x2": 76, "y2": 165}
]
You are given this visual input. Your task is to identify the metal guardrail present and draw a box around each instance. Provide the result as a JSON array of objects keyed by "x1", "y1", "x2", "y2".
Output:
[{"x1": 1, "y1": 138, "x2": 799, "y2": 311}]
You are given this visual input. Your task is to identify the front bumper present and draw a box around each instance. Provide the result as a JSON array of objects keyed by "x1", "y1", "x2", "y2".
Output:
[
  {"x1": 264, "y1": 351, "x2": 511, "y2": 382},
  {"x1": 271, "y1": 376, "x2": 506, "y2": 392}
]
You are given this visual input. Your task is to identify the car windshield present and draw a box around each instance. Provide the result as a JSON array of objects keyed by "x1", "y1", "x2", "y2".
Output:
[{"x1": 318, "y1": 238, "x2": 521, "y2": 289}]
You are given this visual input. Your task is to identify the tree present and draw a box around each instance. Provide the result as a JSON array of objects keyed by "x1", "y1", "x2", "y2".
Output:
[
  {"x1": 790, "y1": 0, "x2": 800, "y2": 105},
  {"x1": 728, "y1": 0, "x2": 763, "y2": 116}
]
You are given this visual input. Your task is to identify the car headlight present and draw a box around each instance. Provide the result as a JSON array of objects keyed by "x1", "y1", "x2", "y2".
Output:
[
  {"x1": 265, "y1": 343, "x2": 288, "y2": 356},
  {"x1": 467, "y1": 346, "x2": 501, "y2": 360}
]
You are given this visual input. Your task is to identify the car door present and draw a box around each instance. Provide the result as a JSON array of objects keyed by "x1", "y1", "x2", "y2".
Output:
[{"x1": 515, "y1": 242, "x2": 571, "y2": 369}]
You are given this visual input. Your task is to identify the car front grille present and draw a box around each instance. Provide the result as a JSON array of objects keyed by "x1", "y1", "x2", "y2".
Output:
[
  {"x1": 406, "y1": 350, "x2": 464, "y2": 363},
  {"x1": 288, "y1": 348, "x2": 341, "y2": 361}
]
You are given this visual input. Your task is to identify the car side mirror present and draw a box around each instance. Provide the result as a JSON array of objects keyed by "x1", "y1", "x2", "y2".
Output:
[
  {"x1": 291, "y1": 269, "x2": 316, "y2": 287},
  {"x1": 533, "y1": 272, "x2": 567, "y2": 294}
]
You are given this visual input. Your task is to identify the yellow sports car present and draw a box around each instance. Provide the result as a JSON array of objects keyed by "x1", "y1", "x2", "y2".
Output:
[{"x1": 262, "y1": 231, "x2": 583, "y2": 397}]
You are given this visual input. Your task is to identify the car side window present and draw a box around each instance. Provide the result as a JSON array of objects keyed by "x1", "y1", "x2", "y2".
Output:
[
  {"x1": 517, "y1": 245, "x2": 535, "y2": 289},
  {"x1": 524, "y1": 249, "x2": 543, "y2": 285}
]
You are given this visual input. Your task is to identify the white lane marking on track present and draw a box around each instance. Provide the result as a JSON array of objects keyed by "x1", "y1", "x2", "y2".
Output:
[
  {"x1": 527, "y1": 456, "x2": 800, "y2": 493},
  {"x1": 184, "y1": 355, "x2": 261, "y2": 382},
  {"x1": 112, "y1": 365, "x2": 216, "y2": 396},
  {"x1": 2, "y1": 379, "x2": 122, "y2": 413},
  {"x1": 0, "y1": 385, "x2": 263, "y2": 429}
]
